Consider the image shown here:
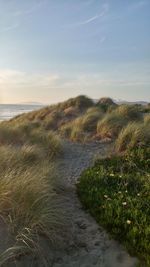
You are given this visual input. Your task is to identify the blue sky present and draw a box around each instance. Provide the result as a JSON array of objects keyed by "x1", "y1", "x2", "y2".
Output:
[{"x1": 0, "y1": 0, "x2": 149, "y2": 104}]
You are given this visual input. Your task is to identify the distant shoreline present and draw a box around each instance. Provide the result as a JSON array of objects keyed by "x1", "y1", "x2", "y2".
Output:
[{"x1": 0, "y1": 104, "x2": 44, "y2": 121}]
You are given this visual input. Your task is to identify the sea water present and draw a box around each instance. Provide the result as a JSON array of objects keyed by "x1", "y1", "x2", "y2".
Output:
[{"x1": 0, "y1": 104, "x2": 43, "y2": 121}]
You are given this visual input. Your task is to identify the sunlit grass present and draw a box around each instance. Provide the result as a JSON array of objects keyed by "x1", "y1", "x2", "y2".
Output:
[
  {"x1": 115, "y1": 122, "x2": 150, "y2": 152},
  {"x1": 97, "y1": 112, "x2": 128, "y2": 139},
  {"x1": 7, "y1": 95, "x2": 149, "y2": 144}
]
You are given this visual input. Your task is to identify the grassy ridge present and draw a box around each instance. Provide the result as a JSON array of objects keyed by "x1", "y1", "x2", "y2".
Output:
[
  {"x1": 77, "y1": 148, "x2": 150, "y2": 266},
  {"x1": 0, "y1": 122, "x2": 65, "y2": 266},
  {"x1": 8, "y1": 95, "x2": 150, "y2": 145}
]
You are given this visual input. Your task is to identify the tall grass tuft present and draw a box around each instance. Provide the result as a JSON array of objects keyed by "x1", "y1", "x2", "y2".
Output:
[
  {"x1": 97, "y1": 112, "x2": 128, "y2": 139},
  {"x1": 144, "y1": 114, "x2": 150, "y2": 125},
  {"x1": 0, "y1": 164, "x2": 66, "y2": 265},
  {"x1": 115, "y1": 105, "x2": 142, "y2": 121},
  {"x1": 0, "y1": 122, "x2": 65, "y2": 266},
  {"x1": 115, "y1": 122, "x2": 150, "y2": 152}
]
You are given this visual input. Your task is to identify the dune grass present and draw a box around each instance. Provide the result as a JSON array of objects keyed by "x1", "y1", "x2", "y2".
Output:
[
  {"x1": 115, "y1": 104, "x2": 142, "y2": 120},
  {"x1": 79, "y1": 108, "x2": 103, "y2": 132},
  {"x1": 96, "y1": 104, "x2": 143, "y2": 140},
  {"x1": 96, "y1": 97, "x2": 117, "y2": 112},
  {"x1": 0, "y1": 95, "x2": 149, "y2": 265},
  {"x1": 59, "y1": 106, "x2": 104, "y2": 141},
  {"x1": 77, "y1": 147, "x2": 150, "y2": 266},
  {"x1": 0, "y1": 123, "x2": 62, "y2": 157},
  {"x1": 97, "y1": 112, "x2": 128, "y2": 139},
  {"x1": 8, "y1": 95, "x2": 148, "y2": 144},
  {"x1": 57, "y1": 95, "x2": 94, "y2": 111},
  {"x1": 0, "y1": 121, "x2": 65, "y2": 266},
  {"x1": 115, "y1": 122, "x2": 150, "y2": 152},
  {"x1": 144, "y1": 114, "x2": 150, "y2": 125}
]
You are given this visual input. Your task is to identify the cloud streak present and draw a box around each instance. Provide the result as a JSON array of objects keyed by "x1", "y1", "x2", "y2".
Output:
[
  {"x1": 78, "y1": 14, "x2": 100, "y2": 25},
  {"x1": 0, "y1": 0, "x2": 47, "y2": 33},
  {"x1": 63, "y1": 3, "x2": 109, "y2": 28},
  {"x1": 12, "y1": 0, "x2": 47, "y2": 17}
]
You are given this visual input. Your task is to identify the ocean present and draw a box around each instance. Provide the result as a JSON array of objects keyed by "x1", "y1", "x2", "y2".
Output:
[{"x1": 0, "y1": 104, "x2": 44, "y2": 121}]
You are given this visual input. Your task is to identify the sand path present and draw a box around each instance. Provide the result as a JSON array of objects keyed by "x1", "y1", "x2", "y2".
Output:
[
  {"x1": 4, "y1": 140, "x2": 139, "y2": 267},
  {"x1": 50, "y1": 140, "x2": 138, "y2": 267}
]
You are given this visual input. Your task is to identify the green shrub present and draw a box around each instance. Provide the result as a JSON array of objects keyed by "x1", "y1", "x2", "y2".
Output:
[
  {"x1": 116, "y1": 122, "x2": 150, "y2": 152},
  {"x1": 77, "y1": 147, "x2": 150, "y2": 266}
]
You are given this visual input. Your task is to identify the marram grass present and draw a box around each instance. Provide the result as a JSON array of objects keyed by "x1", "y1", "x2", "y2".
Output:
[{"x1": 0, "y1": 123, "x2": 66, "y2": 266}]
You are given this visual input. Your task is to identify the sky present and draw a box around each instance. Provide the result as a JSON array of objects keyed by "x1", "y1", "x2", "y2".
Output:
[{"x1": 0, "y1": 0, "x2": 150, "y2": 104}]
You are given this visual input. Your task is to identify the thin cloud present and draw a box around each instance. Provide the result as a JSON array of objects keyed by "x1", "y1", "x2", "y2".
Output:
[
  {"x1": 63, "y1": 3, "x2": 109, "y2": 28},
  {"x1": 13, "y1": 0, "x2": 47, "y2": 17},
  {"x1": 0, "y1": 1, "x2": 47, "y2": 33},
  {"x1": 74, "y1": 14, "x2": 100, "y2": 26}
]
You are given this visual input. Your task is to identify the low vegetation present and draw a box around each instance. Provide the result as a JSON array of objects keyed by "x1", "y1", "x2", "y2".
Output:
[
  {"x1": 77, "y1": 147, "x2": 150, "y2": 266},
  {"x1": 72, "y1": 96, "x2": 150, "y2": 266},
  {"x1": 116, "y1": 122, "x2": 150, "y2": 152},
  {"x1": 0, "y1": 121, "x2": 65, "y2": 266},
  {"x1": 1, "y1": 95, "x2": 149, "y2": 265},
  {"x1": 8, "y1": 95, "x2": 149, "y2": 144},
  {"x1": 96, "y1": 97, "x2": 117, "y2": 112},
  {"x1": 144, "y1": 114, "x2": 150, "y2": 125},
  {"x1": 97, "y1": 112, "x2": 128, "y2": 139}
]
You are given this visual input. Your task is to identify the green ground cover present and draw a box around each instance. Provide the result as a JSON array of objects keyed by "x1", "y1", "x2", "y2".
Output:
[{"x1": 77, "y1": 147, "x2": 150, "y2": 266}]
